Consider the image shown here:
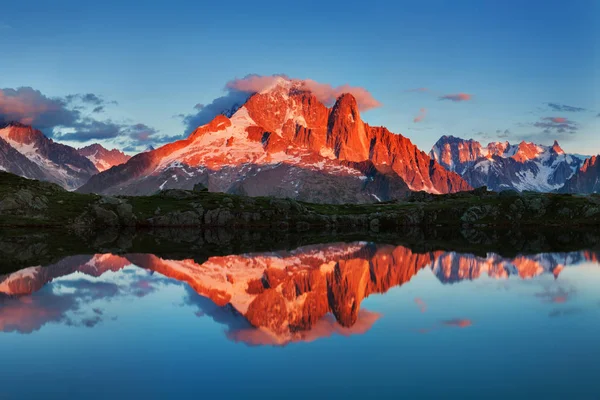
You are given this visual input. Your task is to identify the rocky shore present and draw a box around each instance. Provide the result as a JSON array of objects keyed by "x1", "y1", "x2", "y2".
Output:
[{"x1": 1, "y1": 171, "x2": 599, "y2": 230}]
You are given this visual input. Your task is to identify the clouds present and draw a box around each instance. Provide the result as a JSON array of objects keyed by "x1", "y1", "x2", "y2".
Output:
[
  {"x1": 121, "y1": 123, "x2": 176, "y2": 147},
  {"x1": 405, "y1": 86, "x2": 472, "y2": 102},
  {"x1": 546, "y1": 103, "x2": 586, "y2": 113},
  {"x1": 179, "y1": 90, "x2": 252, "y2": 134},
  {"x1": 413, "y1": 108, "x2": 427, "y2": 123},
  {"x1": 225, "y1": 74, "x2": 287, "y2": 93},
  {"x1": 124, "y1": 123, "x2": 159, "y2": 143},
  {"x1": 414, "y1": 297, "x2": 427, "y2": 312},
  {"x1": 179, "y1": 74, "x2": 381, "y2": 134},
  {"x1": 66, "y1": 93, "x2": 104, "y2": 106},
  {"x1": 0, "y1": 86, "x2": 168, "y2": 150},
  {"x1": 298, "y1": 78, "x2": 382, "y2": 111},
  {"x1": 52, "y1": 120, "x2": 175, "y2": 149},
  {"x1": 534, "y1": 116, "x2": 578, "y2": 135},
  {"x1": 478, "y1": 129, "x2": 512, "y2": 140},
  {"x1": 511, "y1": 116, "x2": 581, "y2": 143},
  {"x1": 0, "y1": 87, "x2": 78, "y2": 129},
  {"x1": 496, "y1": 129, "x2": 511, "y2": 138},
  {"x1": 227, "y1": 74, "x2": 382, "y2": 111},
  {"x1": 0, "y1": 86, "x2": 121, "y2": 137},
  {"x1": 442, "y1": 318, "x2": 473, "y2": 328},
  {"x1": 53, "y1": 119, "x2": 123, "y2": 142},
  {"x1": 439, "y1": 93, "x2": 472, "y2": 102}
]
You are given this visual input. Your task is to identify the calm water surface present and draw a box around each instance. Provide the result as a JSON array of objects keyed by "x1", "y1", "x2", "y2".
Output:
[{"x1": 1, "y1": 241, "x2": 599, "y2": 399}]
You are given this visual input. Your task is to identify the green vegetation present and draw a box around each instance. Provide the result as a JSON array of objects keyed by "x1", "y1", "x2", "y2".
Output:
[{"x1": 1, "y1": 171, "x2": 599, "y2": 230}]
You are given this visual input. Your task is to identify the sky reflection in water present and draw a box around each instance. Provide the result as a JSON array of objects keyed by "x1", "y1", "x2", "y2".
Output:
[{"x1": 0, "y1": 242, "x2": 599, "y2": 399}]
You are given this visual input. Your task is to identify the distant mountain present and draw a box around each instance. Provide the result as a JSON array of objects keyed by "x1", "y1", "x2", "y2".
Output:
[
  {"x1": 559, "y1": 155, "x2": 599, "y2": 194},
  {"x1": 430, "y1": 135, "x2": 582, "y2": 192},
  {"x1": 77, "y1": 144, "x2": 131, "y2": 172},
  {"x1": 78, "y1": 77, "x2": 470, "y2": 203},
  {"x1": 0, "y1": 136, "x2": 48, "y2": 181},
  {"x1": 0, "y1": 122, "x2": 98, "y2": 190}
]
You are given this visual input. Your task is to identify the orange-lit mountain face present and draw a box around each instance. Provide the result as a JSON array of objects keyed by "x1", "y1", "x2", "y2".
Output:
[
  {"x1": 1, "y1": 245, "x2": 597, "y2": 344},
  {"x1": 560, "y1": 155, "x2": 600, "y2": 194},
  {"x1": 77, "y1": 144, "x2": 131, "y2": 172},
  {"x1": 78, "y1": 78, "x2": 470, "y2": 202}
]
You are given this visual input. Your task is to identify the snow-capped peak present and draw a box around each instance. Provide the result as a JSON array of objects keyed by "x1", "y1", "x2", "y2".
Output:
[{"x1": 430, "y1": 135, "x2": 583, "y2": 192}]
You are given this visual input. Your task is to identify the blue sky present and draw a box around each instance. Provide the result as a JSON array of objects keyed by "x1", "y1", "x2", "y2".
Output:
[{"x1": 0, "y1": 0, "x2": 598, "y2": 154}]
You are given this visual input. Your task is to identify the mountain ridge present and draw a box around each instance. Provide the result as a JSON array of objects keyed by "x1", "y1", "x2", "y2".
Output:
[
  {"x1": 430, "y1": 135, "x2": 582, "y2": 192},
  {"x1": 78, "y1": 78, "x2": 471, "y2": 202},
  {"x1": 77, "y1": 143, "x2": 131, "y2": 172},
  {"x1": 559, "y1": 155, "x2": 600, "y2": 194},
  {"x1": 0, "y1": 122, "x2": 99, "y2": 190}
]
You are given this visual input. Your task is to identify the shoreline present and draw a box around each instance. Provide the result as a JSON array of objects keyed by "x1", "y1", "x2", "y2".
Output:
[{"x1": 1, "y1": 171, "x2": 599, "y2": 230}]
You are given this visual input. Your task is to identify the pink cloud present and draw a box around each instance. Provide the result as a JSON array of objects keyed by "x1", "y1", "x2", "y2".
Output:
[
  {"x1": 0, "y1": 87, "x2": 75, "y2": 128},
  {"x1": 439, "y1": 93, "x2": 472, "y2": 102},
  {"x1": 552, "y1": 295, "x2": 568, "y2": 303},
  {"x1": 414, "y1": 297, "x2": 427, "y2": 312},
  {"x1": 442, "y1": 318, "x2": 473, "y2": 328},
  {"x1": 547, "y1": 117, "x2": 567, "y2": 123},
  {"x1": 225, "y1": 74, "x2": 381, "y2": 111},
  {"x1": 226, "y1": 74, "x2": 289, "y2": 93},
  {"x1": 413, "y1": 108, "x2": 427, "y2": 123}
]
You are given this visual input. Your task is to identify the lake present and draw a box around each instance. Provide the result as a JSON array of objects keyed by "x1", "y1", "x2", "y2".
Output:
[{"x1": 1, "y1": 233, "x2": 599, "y2": 399}]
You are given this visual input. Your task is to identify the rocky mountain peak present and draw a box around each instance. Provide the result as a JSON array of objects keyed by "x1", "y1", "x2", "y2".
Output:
[
  {"x1": 0, "y1": 123, "x2": 42, "y2": 146},
  {"x1": 79, "y1": 84, "x2": 472, "y2": 199},
  {"x1": 327, "y1": 93, "x2": 369, "y2": 162},
  {"x1": 430, "y1": 136, "x2": 583, "y2": 192},
  {"x1": 77, "y1": 143, "x2": 131, "y2": 172},
  {"x1": 551, "y1": 140, "x2": 565, "y2": 155},
  {"x1": 511, "y1": 141, "x2": 541, "y2": 162},
  {"x1": 581, "y1": 155, "x2": 598, "y2": 172},
  {"x1": 560, "y1": 154, "x2": 599, "y2": 194},
  {"x1": 0, "y1": 124, "x2": 98, "y2": 189}
]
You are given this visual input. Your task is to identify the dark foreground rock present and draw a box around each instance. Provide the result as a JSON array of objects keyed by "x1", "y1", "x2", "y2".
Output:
[{"x1": 1, "y1": 171, "x2": 599, "y2": 230}]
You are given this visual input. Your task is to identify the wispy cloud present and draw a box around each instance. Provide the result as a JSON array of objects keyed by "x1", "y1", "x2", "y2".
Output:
[
  {"x1": 442, "y1": 318, "x2": 472, "y2": 328},
  {"x1": 413, "y1": 108, "x2": 427, "y2": 123},
  {"x1": 414, "y1": 297, "x2": 427, "y2": 312},
  {"x1": 0, "y1": 86, "x2": 166, "y2": 149},
  {"x1": 546, "y1": 102, "x2": 586, "y2": 112},
  {"x1": 496, "y1": 129, "x2": 511, "y2": 138},
  {"x1": 439, "y1": 93, "x2": 472, "y2": 102},
  {"x1": 226, "y1": 74, "x2": 381, "y2": 111},
  {"x1": 534, "y1": 116, "x2": 579, "y2": 134},
  {"x1": 179, "y1": 74, "x2": 381, "y2": 134}
]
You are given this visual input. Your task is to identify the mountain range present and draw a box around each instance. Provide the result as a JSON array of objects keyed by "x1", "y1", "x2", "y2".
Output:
[
  {"x1": 0, "y1": 122, "x2": 129, "y2": 190},
  {"x1": 76, "y1": 144, "x2": 131, "y2": 172},
  {"x1": 430, "y1": 135, "x2": 589, "y2": 192},
  {"x1": 559, "y1": 155, "x2": 600, "y2": 194},
  {"x1": 1, "y1": 78, "x2": 598, "y2": 198},
  {"x1": 77, "y1": 78, "x2": 470, "y2": 203}
]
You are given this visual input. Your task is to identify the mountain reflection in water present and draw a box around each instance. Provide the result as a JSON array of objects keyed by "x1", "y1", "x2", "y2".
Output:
[{"x1": 1, "y1": 242, "x2": 598, "y2": 345}]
